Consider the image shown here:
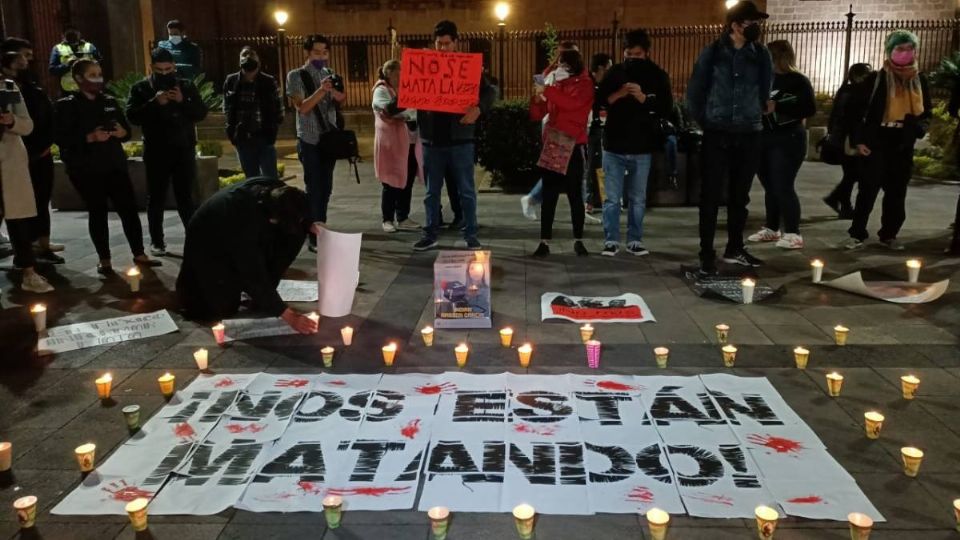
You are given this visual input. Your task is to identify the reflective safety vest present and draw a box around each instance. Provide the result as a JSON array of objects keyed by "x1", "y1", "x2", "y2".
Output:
[{"x1": 55, "y1": 42, "x2": 96, "y2": 92}]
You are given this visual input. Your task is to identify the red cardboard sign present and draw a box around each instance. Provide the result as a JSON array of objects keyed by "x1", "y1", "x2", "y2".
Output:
[{"x1": 398, "y1": 48, "x2": 483, "y2": 114}]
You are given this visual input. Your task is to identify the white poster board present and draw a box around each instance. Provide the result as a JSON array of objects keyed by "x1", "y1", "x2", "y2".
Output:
[
  {"x1": 37, "y1": 310, "x2": 179, "y2": 355},
  {"x1": 541, "y1": 293, "x2": 656, "y2": 323},
  {"x1": 820, "y1": 272, "x2": 949, "y2": 304},
  {"x1": 316, "y1": 228, "x2": 362, "y2": 317}
]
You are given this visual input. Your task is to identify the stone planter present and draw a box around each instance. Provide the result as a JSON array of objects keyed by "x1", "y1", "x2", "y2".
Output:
[
  {"x1": 51, "y1": 155, "x2": 220, "y2": 211},
  {"x1": 807, "y1": 126, "x2": 827, "y2": 161}
]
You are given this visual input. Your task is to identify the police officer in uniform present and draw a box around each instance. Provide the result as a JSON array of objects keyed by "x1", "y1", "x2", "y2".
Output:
[{"x1": 48, "y1": 26, "x2": 100, "y2": 94}]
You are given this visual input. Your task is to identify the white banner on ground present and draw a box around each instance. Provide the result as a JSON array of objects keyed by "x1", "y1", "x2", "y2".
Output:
[
  {"x1": 52, "y1": 373, "x2": 879, "y2": 521},
  {"x1": 37, "y1": 310, "x2": 178, "y2": 356},
  {"x1": 277, "y1": 280, "x2": 319, "y2": 302},
  {"x1": 820, "y1": 272, "x2": 949, "y2": 304},
  {"x1": 540, "y1": 293, "x2": 656, "y2": 323},
  {"x1": 316, "y1": 228, "x2": 362, "y2": 317}
]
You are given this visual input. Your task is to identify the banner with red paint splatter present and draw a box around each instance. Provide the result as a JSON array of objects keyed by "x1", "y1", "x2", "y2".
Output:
[
  {"x1": 52, "y1": 372, "x2": 880, "y2": 521},
  {"x1": 540, "y1": 293, "x2": 655, "y2": 323}
]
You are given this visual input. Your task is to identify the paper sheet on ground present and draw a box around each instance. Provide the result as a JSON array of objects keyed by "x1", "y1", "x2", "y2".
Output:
[
  {"x1": 277, "y1": 279, "x2": 319, "y2": 302},
  {"x1": 820, "y1": 271, "x2": 949, "y2": 304},
  {"x1": 37, "y1": 309, "x2": 178, "y2": 355},
  {"x1": 681, "y1": 268, "x2": 781, "y2": 303},
  {"x1": 540, "y1": 292, "x2": 655, "y2": 323},
  {"x1": 316, "y1": 228, "x2": 362, "y2": 317},
  {"x1": 220, "y1": 317, "x2": 298, "y2": 342}
]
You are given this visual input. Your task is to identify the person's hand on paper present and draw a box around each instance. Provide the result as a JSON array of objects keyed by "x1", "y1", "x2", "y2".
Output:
[
  {"x1": 281, "y1": 308, "x2": 319, "y2": 334},
  {"x1": 460, "y1": 105, "x2": 481, "y2": 125},
  {"x1": 309, "y1": 222, "x2": 326, "y2": 236}
]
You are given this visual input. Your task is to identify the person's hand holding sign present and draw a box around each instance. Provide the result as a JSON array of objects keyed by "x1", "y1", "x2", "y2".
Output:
[{"x1": 460, "y1": 105, "x2": 481, "y2": 125}]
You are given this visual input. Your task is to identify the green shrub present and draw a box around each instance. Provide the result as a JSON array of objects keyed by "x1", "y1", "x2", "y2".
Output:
[
  {"x1": 914, "y1": 154, "x2": 958, "y2": 179},
  {"x1": 123, "y1": 141, "x2": 143, "y2": 157},
  {"x1": 196, "y1": 140, "x2": 223, "y2": 158},
  {"x1": 477, "y1": 100, "x2": 542, "y2": 192}
]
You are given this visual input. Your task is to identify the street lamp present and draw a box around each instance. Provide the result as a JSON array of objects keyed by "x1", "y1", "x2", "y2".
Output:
[
  {"x1": 274, "y1": 9, "x2": 289, "y2": 104},
  {"x1": 494, "y1": 2, "x2": 510, "y2": 23},
  {"x1": 725, "y1": 0, "x2": 739, "y2": 8},
  {"x1": 494, "y1": 2, "x2": 509, "y2": 99},
  {"x1": 274, "y1": 10, "x2": 289, "y2": 29}
]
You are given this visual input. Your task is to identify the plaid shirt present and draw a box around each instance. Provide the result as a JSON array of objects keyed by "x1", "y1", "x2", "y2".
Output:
[{"x1": 285, "y1": 63, "x2": 339, "y2": 145}]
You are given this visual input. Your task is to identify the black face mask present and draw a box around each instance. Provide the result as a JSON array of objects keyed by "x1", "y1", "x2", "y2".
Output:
[
  {"x1": 152, "y1": 72, "x2": 177, "y2": 90},
  {"x1": 742, "y1": 23, "x2": 761, "y2": 43},
  {"x1": 240, "y1": 58, "x2": 259, "y2": 73},
  {"x1": 65, "y1": 32, "x2": 80, "y2": 44}
]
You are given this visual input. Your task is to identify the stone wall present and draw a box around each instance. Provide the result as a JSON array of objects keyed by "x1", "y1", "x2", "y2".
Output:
[{"x1": 766, "y1": 0, "x2": 956, "y2": 23}]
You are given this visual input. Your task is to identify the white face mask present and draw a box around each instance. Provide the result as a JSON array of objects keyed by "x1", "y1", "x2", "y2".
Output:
[
  {"x1": 86, "y1": 76, "x2": 104, "y2": 83},
  {"x1": 168, "y1": 35, "x2": 183, "y2": 45},
  {"x1": 553, "y1": 67, "x2": 571, "y2": 82}
]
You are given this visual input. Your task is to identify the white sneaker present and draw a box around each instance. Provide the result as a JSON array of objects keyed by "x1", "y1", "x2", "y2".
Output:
[
  {"x1": 776, "y1": 233, "x2": 804, "y2": 250},
  {"x1": 21, "y1": 273, "x2": 54, "y2": 293},
  {"x1": 747, "y1": 227, "x2": 781, "y2": 243},
  {"x1": 382, "y1": 221, "x2": 398, "y2": 233},
  {"x1": 396, "y1": 219, "x2": 420, "y2": 231},
  {"x1": 584, "y1": 213, "x2": 601, "y2": 224},
  {"x1": 520, "y1": 196, "x2": 538, "y2": 221}
]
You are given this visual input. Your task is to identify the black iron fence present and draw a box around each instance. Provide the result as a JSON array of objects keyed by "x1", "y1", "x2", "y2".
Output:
[{"x1": 192, "y1": 17, "x2": 960, "y2": 110}]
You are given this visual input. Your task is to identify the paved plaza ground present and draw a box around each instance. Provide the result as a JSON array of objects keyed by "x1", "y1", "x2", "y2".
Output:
[{"x1": 1, "y1": 155, "x2": 959, "y2": 539}]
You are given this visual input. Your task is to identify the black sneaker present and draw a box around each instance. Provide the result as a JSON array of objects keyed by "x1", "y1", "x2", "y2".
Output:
[
  {"x1": 36, "y1": 250, "x2": 65, "y2": 264},
  {"x1": 413, "y1": 238, "x2": 439, "y2": 251},
  {"x1": 466, "y1": 238, "x2": 482, "y2": 250},
  {"x1": 626, "y1": 242, "x2": 649, "y2": 256},
  {"x1": 308, "y1": 244, "x2": 317, "y2": 253},
  {"x1": 150, "y1": 244, "x2": 167, "y2": 257},
  {"x1": 532, "y1": 242, "x2": 550, "y2": 257},
  {"x1": 822, "y1": 196, "x2": 843, "y2": 216},
  {"x1": 573, "y1": 241, "x2": 588, "y2": 256},
  {"x1": 601, "y1": 243, "x2": 618, "y2": 257},
  {"x1": 722, "y1": 249, "x2": 764, "y2": 267}
]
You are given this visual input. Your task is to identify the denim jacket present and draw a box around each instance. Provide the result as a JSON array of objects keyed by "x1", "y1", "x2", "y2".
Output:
[{"x1": 686, "y1": 34, "x2": 773, "y2": 133}]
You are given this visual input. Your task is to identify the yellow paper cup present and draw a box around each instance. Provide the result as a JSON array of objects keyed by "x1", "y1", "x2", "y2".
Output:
[
  {"x1": 579, "y1": 325, "x2": 594, "y2": 343},
  {"x1": 513, "y1": 504, "x2": 535, "y2": 539},
  {"x1": 654, "y1": 347, "x2": 669, "y2": 369},
  {"x1": 722, "y1": 345, "x2": 737, "y2": 368},
  {"x1": 754, "y1": 505, "x2": 779, "y2": 539},
  {"x1": 793, "y1": 347, "x2": 809, "y2": 369},
  {"x1": 826, "y1": 373, "x2": 844, "y2": 397},
  {"x1": 715, "y1": 324, "x2": 730, "y2": 344},
  {"x1": 0, "y1": 441, "x2": 11, "y2": 472},
  {"x1": 848, "y1": 512, "x2": 874, "y2": 540},
  {"x1": 421, "y1": 327, "x2": 434, "y2": 347},
  {"x1": 900, "y1": 375, "x2": 920, "y2": 400},
  {"x1": 864, "y1": 412, "x2": 884, "y2": 440},
  {"x1": 500, "y1": 328, "x2": 514, "y2": 347},
  {"x1": 125, "y1": 497, "x2": 149, "y2": 532},
  {"x1": 646, "y1": 508, "x2": 670, "y2": 540},
  {"x1": 901, "y1": 447, "x2": 924, "y2": 477},
  {"x1": 13, "y1": 495, "x2": 37, "y2": 528},
  {"x1": 834, "y1": 326, "x2": 849, "y2": 346},
  {"x1": 428, "y1": 506, "x2": 450, "y2": 540}
]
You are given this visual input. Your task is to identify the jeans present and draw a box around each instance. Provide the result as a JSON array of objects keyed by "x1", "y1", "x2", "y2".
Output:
[
  {"x1": 235, "y1": 136, "x2": 279, "y2": 179},
  {"x1": 601, "y1": 151, "x2": 652, "y2": 245},
  {"x1": 541, "y1": 145, "x2": 585, "y2": 241},
  {"x1": 422, "y1": 143, "x2": 478, "y2": 242},
  {"x1": 382, "y1": 144, "x2": 417, "y2": 222},
  {"x1": 298, "y1": 139, "x2": 337, "y2": 224},
  {"x1": 29, "y1": 154, "x2": 55, "y2": 239},
  {"x1": 144, "y1": 144, "x2": 196, "y2": 248},
  {"x1": 848, "y1": 128, "x2": 914, "y2": 242},
  {"x1": 699, "y1": 130, "x2": 762, "y2": 260},
  {"x1": 757, "y1": 127, "x2": 806, "y2": 234},
  {"x1": 68, "y1": 168, "x2": 146, "y2": 260}
]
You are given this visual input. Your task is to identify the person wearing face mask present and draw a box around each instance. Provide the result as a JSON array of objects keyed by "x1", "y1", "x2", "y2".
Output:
[
  {"x1": 54, "y1": 59, "x2": 160, "y2": 275},
  {"x1": 596, "y1": 29, "x2": 673, "y2": 258},
  {"x1": 223, "y1": 46, "x2": 283, "y2": 179},
  {"x1": 157, "y1": 20, "x2": 203, "y2": 81},
  {"x1": 841, "y1": 31, "x2": 931, "y2": 251},
  {"x1": 686, "y1": 0, "x2": 773, "y2": 275},
  {"x1": 48, "y1": 26, "x2": 100, "y2": 94},
  {"x1": 126, "y1": 47, "x2": 208, "y2": 257},
  {"x1": 1, "y1": 38, "x2": 63, "y2": 264}
]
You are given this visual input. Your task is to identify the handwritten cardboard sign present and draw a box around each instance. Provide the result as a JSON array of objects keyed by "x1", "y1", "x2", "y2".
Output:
[
  {"x1": 398, "y1": 48, "x2": 483, "y2": 114},
  {"x1": 38, "y1": 310, "x2": 179, "y2": 355}
]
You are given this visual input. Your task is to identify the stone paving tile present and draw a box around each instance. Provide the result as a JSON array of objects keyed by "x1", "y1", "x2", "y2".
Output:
[{"x1": 113, "y1": 523, "x2": 227, "y2": 540}]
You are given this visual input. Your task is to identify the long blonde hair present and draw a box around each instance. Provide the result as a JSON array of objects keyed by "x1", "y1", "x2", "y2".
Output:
[{"x1": 767, "y1": 40, "x2": 800, "y2": 74}]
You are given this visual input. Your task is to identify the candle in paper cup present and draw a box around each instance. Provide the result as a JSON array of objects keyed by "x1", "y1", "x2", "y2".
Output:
[
  {"x1": 793, "y1": 347, "x2": 810, "y2": 369},
  {"x1": 741, "y1": 278, "x2": 756, "y2": 305},
  {"x1": 952, "y1": 499, "x2": 960, "y2": 532},
  {"x1": 125, "y1": 497, "x2": 149, "y2": 532},
  {"x1": 122, "y1": 405, "x2": 141, "y2": 431},
  {"x1": 0, "y1": 441, "x2": 11, "y2": 471},
  {"x1": 847, "y1": 512, "x2": 874, "y2": 540},
  {"x1": 321, "y1": 346, "x2": 335, "y2": 368},
  {"x1": 579, "y1": 324, "x2": 594, "y2": 343},
  {"x1": 834, "y1": 325, "x2": 849, "y2": 346},
  {"x1": 13, "y1": 495, "x2": 37, "y2": 529},
  {"x1": 126, "y1": 266, "x2": 141, "y2": 292},
  {"x1": 341, "y1": 326, "x2": 354, "y2": 346},
  {"x1": 512, "y1": 503, "x2": 536, "y2": 539},
  {"x1": 585, "y1": 340, "x2": 602, "y2": 369},
  {"x1": 901, "y1": 446, "x2": 924, "y2": 477},
  {"x1": 382, "y1": 342, "x2": 397, "y2": 366},
  {"x1": 455, "y1": 343, "x2": 469, "y2": 368},
  {"x1": 428, "y1": 506, "x2": 450, "y2": 540},
  {"x1": 811, "y1": 259, "x2": 824, "y2": 283},
  {"x1": 754, "y1": 505, "x2": 779, "y2": 539},
  {"x1": 864, "y1": 411, "x2": 884, "y2": 439},
  {"x1": 826, "y1": 372, "x2": 844, "y2": 397},
  {"x1": 322, "y1": 495, "x2": 343, "y2": 529},
  {"x1": 906, "y1": 259, "x2": 921, "y2": 283},
  {"x1": 654, "y1": 347, "x2": 670, "y2": 369},
  {"x1": 646, "y1": 508, "x2": 670, "y2": 540},
  {"x1": 518, "y1": 343, "x2": 532, "y2": 368},
  {"x1": 193, "y1": 348, "x2": 208, "y2": 371},
  {"x1": 74, "y1": 443, "x2": 96, "y2": 472},
  {"x1": 95, "y1": 373, "x2": 113, "y2": 400},
  {"x1": 421, "y1": 326, "x2": 434, "y2": 347},
  {"x1": 715, "y1": 323, "x2": 730, "y2": 344},
  {"x1": 157, "y1": 373, "x2": 176, "y2": 398},
  {"x1": 722, "y1": 345, "x2": 738, "y2": 368},
  {"x1": 30, "y1": 303, "x2": 46, "y2": 332},
  {"x1": 500, "y1": 327, "x2": 514, "y2": 347},
  {"x1": 900, "y1": 375, "x2": 920, "y2": 400},
  {"x1": 212, "y1": 323, "x2": 225, "y2": 346}
]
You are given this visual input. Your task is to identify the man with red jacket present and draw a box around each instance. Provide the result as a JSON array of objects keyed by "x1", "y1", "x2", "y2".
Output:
[{"x1": 529, "y1": 49, "x2": 594, "y2": 257}]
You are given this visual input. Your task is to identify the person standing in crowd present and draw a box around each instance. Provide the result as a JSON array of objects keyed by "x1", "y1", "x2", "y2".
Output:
[
  {"x1": 126, "y1": 48, "x2": 208, "y2": 257},
  {"x1": 597, "y1": 29, "x2": 673, "y2": 257},
  {"x1": 529, "y1": 49, "x2": 594, "y2": 257},
  {"x1": 157, "y1": 20, "x2": 203, "y2": 81},
  {"x1": 286, "y1": 34, "x2": 346, "y2": 250},
  {"x1": 823, "y1": 63, "x2": 874, "y2": 219},
  {"x1": 54, "y1": 59, "x2": 160, "y2": 275},
  {"x1": 176, "y1": 177, "x2": 319, "y2": 334},
  {"x1": 223, "y1": 46, "x2": 282, "y2": 179},
  {"x1": 686, "y1": 0, "x2": 772, "y2": 274},
  {"x1": 583, "y1": 52, "x2": 613, "y2": 222},
  {"x1": 2, "y1": 39, "x2": 63, "y2": 264},
  {"x1": 0, "y1": 59, "x2": 54, "y2": 293},
  {"x1": 748, "y1": 39, "x2": 816, "y2": 250},
  {"x1": 413, "y1": 20, "x2": 496, "y2": 251},
  {"x1": 48, "y1": 26, "x2": 100, "y2": 94},
  {"x1": 842, "y1": 30, "x2": 931, "y2": 251},
  {"x1": 372, "y1": 59, "x2": 421, "y2": 233}
]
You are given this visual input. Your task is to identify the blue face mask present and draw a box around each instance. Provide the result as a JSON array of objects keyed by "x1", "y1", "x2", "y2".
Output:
[{"x1": 310, "y1": 59, "x2": 328, "y2": 70}]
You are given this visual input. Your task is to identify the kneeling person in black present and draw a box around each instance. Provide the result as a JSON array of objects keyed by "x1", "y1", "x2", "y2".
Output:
[{"x1": 176, "y1": 177, "x2": 318, "y2": 334}]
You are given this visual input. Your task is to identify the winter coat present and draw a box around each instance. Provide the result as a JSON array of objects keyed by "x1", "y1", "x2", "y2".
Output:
[
  {"x1": 0, "y1": 81, "x2": 37, "y2": 220},
  {"x1": 530, "y1": 69, "x2": 595, "y2": 145}
]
